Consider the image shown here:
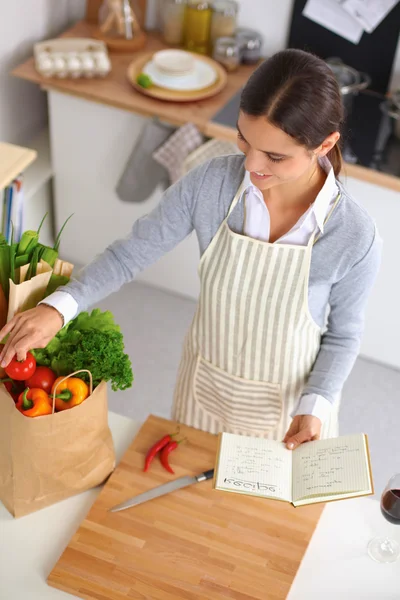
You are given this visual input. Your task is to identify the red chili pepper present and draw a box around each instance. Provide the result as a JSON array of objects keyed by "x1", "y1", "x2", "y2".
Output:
[
  {"x1": 144, "y1": 434, "x2": 173, "y2": 472},
  {"x1": 160, "y1": 440, "x2": 182, "y2": 474}
]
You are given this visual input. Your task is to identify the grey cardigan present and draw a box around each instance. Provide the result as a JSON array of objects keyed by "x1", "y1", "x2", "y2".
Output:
[{"x1": 60, "y1": 155, "x2": 382, "y2": 408}]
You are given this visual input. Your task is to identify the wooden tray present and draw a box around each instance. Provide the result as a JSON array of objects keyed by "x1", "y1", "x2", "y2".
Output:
[
  {"x1": 47, "y1": 415, "x2": 324, "y2": 600},
  {"x1": 127, "y1": 52, "x2": 228, "y2": 102}
]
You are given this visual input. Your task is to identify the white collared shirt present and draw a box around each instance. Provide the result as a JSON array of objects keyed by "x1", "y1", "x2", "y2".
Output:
[
  {"x1": 242, "y1": 157, "x2": 338, "y2": 246},
  {"x1": 241, "y1": 157, "x2": 339, "y2": 424}
]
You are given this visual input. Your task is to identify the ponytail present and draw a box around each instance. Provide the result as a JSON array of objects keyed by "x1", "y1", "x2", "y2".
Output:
[{"x1": 327, "y1": 144, "x2": 342, "y2": 179}]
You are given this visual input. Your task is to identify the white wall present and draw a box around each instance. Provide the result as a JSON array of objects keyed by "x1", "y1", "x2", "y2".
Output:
[{"x1": 0, "y1": 0, "x2": 85, "y2": 146}]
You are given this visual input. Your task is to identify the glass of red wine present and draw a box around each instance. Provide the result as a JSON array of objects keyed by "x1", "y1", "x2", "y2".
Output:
[{"x1": 368, "y1": 474, "x2": 400, "y2": 563}]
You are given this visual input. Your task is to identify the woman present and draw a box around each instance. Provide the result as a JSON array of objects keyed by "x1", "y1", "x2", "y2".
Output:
[{"x1": 0, "y1": 49, "x2": 381, "y2": 449}]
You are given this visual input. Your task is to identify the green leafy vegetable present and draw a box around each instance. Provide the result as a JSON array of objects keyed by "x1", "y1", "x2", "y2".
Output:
[{"x1": 32, "y1": 309, "x2": 133, "y2": 391}]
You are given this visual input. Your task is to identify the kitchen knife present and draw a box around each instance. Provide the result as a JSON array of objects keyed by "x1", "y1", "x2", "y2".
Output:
[{"x1": 109, "y1": 469, "x2": 215, "y2": 513}]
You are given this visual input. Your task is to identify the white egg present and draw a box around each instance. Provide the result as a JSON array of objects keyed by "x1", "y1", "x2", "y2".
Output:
[
  {"x1": 51, "y1": 54, "x2": 68, "y2": 78},
  {"x1": 95, "y1": 55, "x2": 111, "y2": 76},
  {"x1": 37, "y1": 56, "x2": 54, "y2": 77},
  {"x1": 80, "y1": 53, "x2": 95, "y2": 77},
  {"x1": 67, "y1": 54, "x2": 82, "y2": 77}
]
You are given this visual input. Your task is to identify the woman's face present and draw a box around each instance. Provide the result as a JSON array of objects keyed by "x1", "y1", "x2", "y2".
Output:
[{"x1": 237, "y1": 112, "x2": 323, "y2": 191}]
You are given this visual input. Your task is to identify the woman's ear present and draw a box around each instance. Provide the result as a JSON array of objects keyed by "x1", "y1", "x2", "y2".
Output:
[{"x1": 316, "y1": 132, "x2": 341, "y2": 158}]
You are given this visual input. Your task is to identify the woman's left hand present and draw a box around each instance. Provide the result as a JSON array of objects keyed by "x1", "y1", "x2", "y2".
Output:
[{"x1": 283, "y1": 415, "x2": 322, "y2": 450}]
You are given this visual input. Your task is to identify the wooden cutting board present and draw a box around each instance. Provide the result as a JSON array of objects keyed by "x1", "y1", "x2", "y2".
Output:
[{"x1": 48, "y1": 415, "x2": 324, "y2": 600}]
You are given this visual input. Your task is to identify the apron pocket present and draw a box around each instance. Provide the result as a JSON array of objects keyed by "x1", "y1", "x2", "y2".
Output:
[{"x1": 194, "y1": 357, "x2": 282, "y2": 433}]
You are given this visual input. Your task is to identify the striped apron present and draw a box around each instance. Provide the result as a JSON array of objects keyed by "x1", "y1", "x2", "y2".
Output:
[{"x1": 172, "y1": 184, "x2": 340, "y2": 440}]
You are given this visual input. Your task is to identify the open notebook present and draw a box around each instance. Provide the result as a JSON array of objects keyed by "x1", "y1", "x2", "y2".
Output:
[{"x1": 213, "y1": 432, "x2": 373, "y2": 507}]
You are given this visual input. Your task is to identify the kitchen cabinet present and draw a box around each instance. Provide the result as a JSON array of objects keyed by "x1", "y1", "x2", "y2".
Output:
[{"x1": 48, "y1": 91, "x2": 202, "y2": 299}]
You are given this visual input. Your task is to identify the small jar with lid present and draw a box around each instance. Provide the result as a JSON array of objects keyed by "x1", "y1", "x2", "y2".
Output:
[
  {"x1": 213, "y1": 36, "x2": 240, "y2": 72},
  {"x1": 210, "y1": 1, "x2": 238, "y2": 42},
  {"x1": 183, "y1": 0, "x2": 213, "y2": 55},
  {"x1": 236, "y1": 28, "x2": 263, "y2": 65},
  {"x1": 161, "y1": 0, "x2": 187, "y2": 45}
]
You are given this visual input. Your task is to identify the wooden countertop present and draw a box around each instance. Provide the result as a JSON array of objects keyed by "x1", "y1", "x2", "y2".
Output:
[{"x1": 12, "y1": 21, "x2": 400, "y2": 193}]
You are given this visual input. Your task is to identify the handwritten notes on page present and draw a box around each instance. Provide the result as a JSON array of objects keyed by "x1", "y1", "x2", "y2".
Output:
[
  {"x1": 215, "y1": 433, "x2": 293, "y2": 501},
  {"x1": 292, "y1": 434, "x2": 371, "y2": 502}
]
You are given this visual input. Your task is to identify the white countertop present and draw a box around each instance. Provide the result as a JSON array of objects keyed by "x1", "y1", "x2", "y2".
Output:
[{"x1": 0, "y1": 412, "x2": 399, "y2": 600}]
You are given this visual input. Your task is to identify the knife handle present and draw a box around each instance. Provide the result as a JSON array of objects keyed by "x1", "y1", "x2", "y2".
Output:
[{"x1": 196, "y1": 469, "x2": 214, "y2": 482}]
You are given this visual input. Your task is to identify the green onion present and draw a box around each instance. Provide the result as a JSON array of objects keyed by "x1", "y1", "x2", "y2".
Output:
[
  {"x1": 53, "y1": 214, "x2": 73, "y2": 252},
  {"x1": 44, "y1": 274, "x2": 70, "y2": 297},
  {"x1": 26, "y1": 246, "x2": 41, "y2": 280},
  {"x1": 9, "y1": 241, "x2": 18, "y2": 285},
  {"x1": 40, "y1": 246, "x2": 58, "y2": 268},
  {"x1": 0, "y1": 236, "x2": 10, "y2": 298},
  {"x1": 17, "y1": 213, "x2": 47, "y2": 257},
  {"x1": 15, "y1": 254, "x2": 30, "y2": 269}
]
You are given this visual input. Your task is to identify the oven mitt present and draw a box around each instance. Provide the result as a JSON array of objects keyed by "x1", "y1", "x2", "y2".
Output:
[
  {"x1": 152, "y1": 123, "x2": 204, "y2": 184},
  {"x1": 182, "y1": 139, "x2": 240, "y2": 176},
  {"x1": 116, "y1": 119, "x2": 175, "y2": 203}
]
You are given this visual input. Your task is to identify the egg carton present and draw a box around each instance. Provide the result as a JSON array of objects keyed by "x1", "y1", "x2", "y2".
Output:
[{"x1": 34, "y1": 38, "x2": 111, "y2": 79}]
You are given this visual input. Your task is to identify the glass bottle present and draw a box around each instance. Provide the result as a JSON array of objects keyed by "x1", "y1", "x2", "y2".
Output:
[
  {"x1": 183, "y1": 1, "x2": 213, "y2": 55},
  {"x1": 161, "y1": 0, "x2": 187, "y2": 45},
  {"x1": 210, "y1": 1, "x2": 238, "y2": 42}
]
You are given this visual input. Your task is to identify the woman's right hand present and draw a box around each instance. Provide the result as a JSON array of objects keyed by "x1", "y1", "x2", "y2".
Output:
[{"x1": 0, "y1": 305, "x2": 64, "y2": 367}]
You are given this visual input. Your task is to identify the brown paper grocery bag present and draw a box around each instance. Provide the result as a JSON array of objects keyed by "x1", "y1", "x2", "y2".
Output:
[
  {"x1": 0, "y1": 372, "x2": 115, "y2": 518},
  {"x1": 7, "y1": 259, "x2": 53, "y2": 322}
]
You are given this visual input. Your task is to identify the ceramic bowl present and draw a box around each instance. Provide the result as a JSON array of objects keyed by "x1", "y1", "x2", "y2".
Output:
[{"x1": 153, "y1": 50, "x2": 195, "y2": 76}]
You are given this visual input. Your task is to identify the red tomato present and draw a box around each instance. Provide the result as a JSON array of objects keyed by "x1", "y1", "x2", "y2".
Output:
[
  {"x1": 2, "y1": 379, "x2": 24, "y2": 402},
  {"x1": 25, "y1": 366, "x2": 56, "y2": 394},
  {"x1": 5, "y1": 352, "x2": 36, "y2": 381}
]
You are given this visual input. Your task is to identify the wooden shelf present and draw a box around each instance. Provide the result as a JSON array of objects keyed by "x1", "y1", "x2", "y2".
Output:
[
  {"x1": 0, "y1": 142, "x2": 37, "y2": 190},
  {"x1": 11, "y1": 21, "x2": 255, "y2": 138},
  {"x1": 11, "y1": 20, "x2": 400, "y2": 192}
]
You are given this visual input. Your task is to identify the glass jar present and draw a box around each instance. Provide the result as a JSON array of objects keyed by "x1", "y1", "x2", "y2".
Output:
[
  {"x1": 99, "y1": 0, "x2": 141, "y2": 39},
  {"x1": 183, "y1": 1, "x2": 213, "y2": 55},
  {"x1": 210, "y1": 1, "x2": 238, "y2": 42},
  {"x1": 236, "y1": 28, "x2": 263, "y2": 65},
  {"x1": 213, "y1": 36, "x2": 240, "y2": 72},
  {"x1": 161, "y1": 0, "x2": 187, "y2": 45}
]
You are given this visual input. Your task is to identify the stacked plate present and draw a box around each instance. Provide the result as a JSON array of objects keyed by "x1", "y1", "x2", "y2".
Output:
[
  {"x1": 128, "y1": 49, "x2": 228, "y2": 102},
  {"x1": 143, "y1": 50, "x2": 218, "y2": 92}
]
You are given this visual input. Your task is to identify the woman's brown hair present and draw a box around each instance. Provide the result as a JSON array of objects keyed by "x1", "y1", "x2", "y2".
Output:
[{"x1": 240, "y1": 49, "x2": 344, "y2": 177}]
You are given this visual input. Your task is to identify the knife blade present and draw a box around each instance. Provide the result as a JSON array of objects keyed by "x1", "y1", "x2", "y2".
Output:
[{"x1": 109, "y1": 469, "x2": 215, "y2": 513}]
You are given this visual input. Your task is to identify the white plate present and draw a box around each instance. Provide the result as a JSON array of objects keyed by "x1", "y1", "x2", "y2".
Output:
[{"x1": 142, "y1": 58, "x2": 218, "y2": 92}]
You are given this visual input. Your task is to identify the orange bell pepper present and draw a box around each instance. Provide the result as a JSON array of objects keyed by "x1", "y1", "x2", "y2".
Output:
[
  {"x1": 16, "y1": 388, "x2": 52, "y2": 417},
  {"x1": 52, "y1": 377, "x2": 89, "y2": 411}
]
